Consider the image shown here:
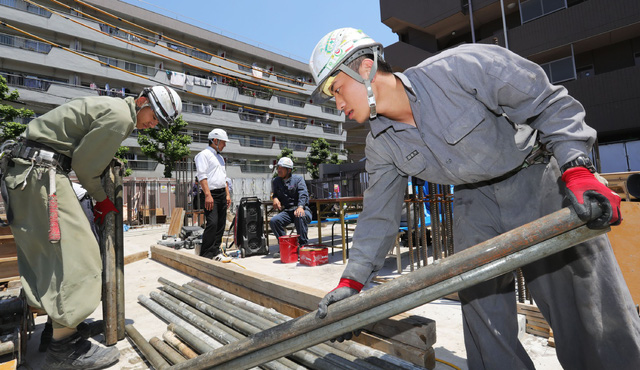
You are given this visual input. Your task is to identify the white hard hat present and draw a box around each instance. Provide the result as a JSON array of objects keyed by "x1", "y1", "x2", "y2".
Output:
[
  {"x1": 208, "y1": 128, "x2": 229, "y2": 141},
  {"x1": 309, "y1": 28, "x2": 382, "y2": 118},
  {"x1": 277, "y1": 157, "x2": 294, "y2": 169},
  {"x1": 142, "y1": 86, "x2": 182, "y2": 127}
]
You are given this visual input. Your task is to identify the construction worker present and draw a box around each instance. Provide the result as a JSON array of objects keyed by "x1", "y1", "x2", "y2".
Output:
[
  {"x1": 310, "y1": 28, "x2": 640, "y2": 369},
  {"x1": 269, "y1": 157, "x2": 312, "y2": 257},
  {"x1": 195, "y1": 128, "x2": 232, "y2": 262},
  {"x1": 1, "y1": 85, "x2": 182, "y2": 369}
]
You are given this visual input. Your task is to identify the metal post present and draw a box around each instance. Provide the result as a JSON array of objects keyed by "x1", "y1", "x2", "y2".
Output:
[
  {"x1": 101, "y1": 162, "x2": 117, "y2": 345},
  {"x1": 418, "y1": 186, "x2": 428, "y2": 266},
  {"x1": 428, "y1": 183, "x2": 442, "y2": 262},
  {"x1": 114, "y1": 162, "x2": 125, "y2": 340},
  {"x1": 169, "y1": 207, "x2": 606, "y2": 370}
]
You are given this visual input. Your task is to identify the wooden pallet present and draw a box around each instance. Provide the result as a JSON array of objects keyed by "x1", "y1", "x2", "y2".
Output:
[
  {"x1": 517, "y1": 302, "x2": 555, "y2": 346},
  {"x1": 0, "y1": 227, "x2": 18, "y2": 283}
]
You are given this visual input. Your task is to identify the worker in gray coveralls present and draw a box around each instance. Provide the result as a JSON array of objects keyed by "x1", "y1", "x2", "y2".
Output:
[
  {"x1": 310, "y1": 28, "x2": 640, "y2": 370},
  {"x1": 1, "y1": 85, "x2": 182, "y2": 370}
]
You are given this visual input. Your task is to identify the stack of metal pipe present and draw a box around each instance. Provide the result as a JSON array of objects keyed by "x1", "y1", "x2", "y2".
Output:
[{"x1": 131, "y1": 278, "x2": 424, "y2": 369}]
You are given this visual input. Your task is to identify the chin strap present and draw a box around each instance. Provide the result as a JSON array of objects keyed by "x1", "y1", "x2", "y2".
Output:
[{"x1": 338, "y1": 47, "x2": 380, "y2": 120}]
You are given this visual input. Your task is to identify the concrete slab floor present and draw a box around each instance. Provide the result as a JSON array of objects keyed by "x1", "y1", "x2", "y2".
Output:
[{"x1": 16, "y1": 223, "x2": 562, "y2": 370}]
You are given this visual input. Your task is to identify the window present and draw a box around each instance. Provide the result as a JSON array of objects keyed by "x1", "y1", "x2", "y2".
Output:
[
  {"x1": 520, "y1": 0, "x2": 566, "y2": 23},
  {"x1": 540, "y1": 56, "x2": 575, "y2": 83},
  {"x1": 599, "y1": 140, "x2": 640, "y2": 173},
  {"x1": 635, "y1": 52, "x2": 640, "y2": 67}
]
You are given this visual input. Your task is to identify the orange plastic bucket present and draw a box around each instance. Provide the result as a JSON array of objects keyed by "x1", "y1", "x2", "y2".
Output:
[{"x1": 278, "y1": 235, "x2": 299, "y2": 263}]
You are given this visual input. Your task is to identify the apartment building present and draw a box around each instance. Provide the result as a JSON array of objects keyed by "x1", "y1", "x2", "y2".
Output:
[
  {"x1": 0, "y1": 0, "x2": 346, "y2": 179},
  {"x1": 378, "y1": 0, "x2": 640, "y2": 172}
]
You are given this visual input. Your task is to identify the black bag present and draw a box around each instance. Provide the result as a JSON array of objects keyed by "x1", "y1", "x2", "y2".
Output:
[{"x1": 233, "y1": 197, "x2": 267, "y2": 257}]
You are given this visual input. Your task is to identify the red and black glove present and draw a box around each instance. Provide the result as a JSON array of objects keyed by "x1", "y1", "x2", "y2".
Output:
[
  {"x1": 562, "y1": 167, "x2": 621, "y2": 229},
  {"x1": 317, "y1": 278, "x2": 364, "y2": 342},
  {"x1": 93, "y1": 198, "x2": 118, "y2": 225}
]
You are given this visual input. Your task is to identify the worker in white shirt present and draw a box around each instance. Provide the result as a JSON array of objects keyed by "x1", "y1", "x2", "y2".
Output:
[{"x1": 194, "y1": 128, "x2": 232, "y2": 262}]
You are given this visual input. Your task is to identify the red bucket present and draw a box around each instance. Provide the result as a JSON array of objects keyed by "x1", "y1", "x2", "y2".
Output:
[{"x1": 278, "y1": 235, "x2": 299, "y2": 263}]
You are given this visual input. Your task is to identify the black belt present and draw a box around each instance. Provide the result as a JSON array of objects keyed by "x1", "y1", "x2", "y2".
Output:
[{"x1": 10, "y1": 138, "x2": 72, "y2": 173}]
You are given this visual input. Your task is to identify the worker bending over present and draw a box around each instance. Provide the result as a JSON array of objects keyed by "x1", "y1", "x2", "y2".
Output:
[
  {"x1": 1, "y1": 85, "x2": 182, "y2": 370},
  {"x1": 310, "y1": 28, "x2": 640, "y2": 369}
]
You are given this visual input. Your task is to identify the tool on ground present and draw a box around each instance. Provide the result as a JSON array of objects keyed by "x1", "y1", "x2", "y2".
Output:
[{"x1": 168, "y1": 205, "x2": 607, "y2": 369}]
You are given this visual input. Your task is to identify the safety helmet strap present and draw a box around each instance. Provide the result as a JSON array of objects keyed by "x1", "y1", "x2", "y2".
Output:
[{"x1": 335, "y1": 46, "x2": 380, "y2": 120}]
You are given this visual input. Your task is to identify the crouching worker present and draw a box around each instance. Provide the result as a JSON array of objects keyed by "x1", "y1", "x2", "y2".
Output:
[{"x1": 0, "y1": 85, "x2": 182, "y2": 369}]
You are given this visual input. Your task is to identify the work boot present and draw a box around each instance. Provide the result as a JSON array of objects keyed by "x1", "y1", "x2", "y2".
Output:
[
  {"x1": 39, "y1": 321, "x2": 53, "y2": 352},
  {"x1": 77, "y1": 320, "x2": 104, "y2": 339},
  {"x1": 42, "y1": 332, "x2": 120, "y2": 370}
]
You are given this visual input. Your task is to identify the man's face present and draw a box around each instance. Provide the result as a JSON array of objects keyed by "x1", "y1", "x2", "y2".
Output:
[
  {"x1": 136, "y1": 105, "x2": 159, "y2": 129},
  {"x1": 330, "y1": 70, "x2": 370, "y2": 124},
  {"x1": 213, "y1": 139, "x2": 226, "y2": 152},
  {"x1": 276, "y1": 165, "x2": 290, "y2": 178}
]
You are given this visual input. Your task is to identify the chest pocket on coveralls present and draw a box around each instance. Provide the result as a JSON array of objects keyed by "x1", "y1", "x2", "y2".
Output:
[{"x1": 442, "y1": 104, "x2": 486, "y2": 146}]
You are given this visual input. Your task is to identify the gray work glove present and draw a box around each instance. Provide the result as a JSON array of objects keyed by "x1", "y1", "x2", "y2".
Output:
[{"x1": 317, "y1": 279, "x2": 363, "y2": 342}]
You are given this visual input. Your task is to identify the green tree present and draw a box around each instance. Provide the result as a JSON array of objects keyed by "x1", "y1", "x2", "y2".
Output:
[
  {"x1": 0, "y1": 75, "x2": 33, "y2": 142},
  {"x1": 114, "y1": 146, "x2": 133, "y2": 177},
  {"x1": 137, "y1": 116, "x2": 192, "y2": 178},
  {"x1": 305, "y1": 138, "x2": 342, "y2": 180}
]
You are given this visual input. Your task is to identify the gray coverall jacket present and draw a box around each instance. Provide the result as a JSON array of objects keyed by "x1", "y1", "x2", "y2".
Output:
[
  {"x1": 5, "y1": 96, "x2": 136, "y2": 328},
  {"x1": 343, "y1": 44, "x2": 640, "y2": 369}
]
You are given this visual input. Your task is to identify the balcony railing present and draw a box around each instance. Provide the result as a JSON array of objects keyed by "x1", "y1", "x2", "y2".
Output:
[
  {"x1": 0, "y1": 0, "x2": 51, "y2": 17},
  {"x1": 0, "y1": 32, "x2": 52, "y2": 54},
  {"x1": 277, "y1": 118, "x2": 306, "y2": 130},
  {"x1": 1, "y1": 71, "x2": 54, "y2": 91},
  {"x1": 167, "y1": 42, "x2": 211, "y2": 61}
]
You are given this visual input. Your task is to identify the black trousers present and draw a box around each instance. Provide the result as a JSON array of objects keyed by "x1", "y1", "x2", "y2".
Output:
[{"x1": 200, "y1": 189, "x2": 227, "y2": 259}]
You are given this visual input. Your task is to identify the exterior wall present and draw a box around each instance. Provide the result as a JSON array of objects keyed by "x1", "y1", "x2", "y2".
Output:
[{"x1": 0, "y1": 0, "x2": 345, "y2": 180}]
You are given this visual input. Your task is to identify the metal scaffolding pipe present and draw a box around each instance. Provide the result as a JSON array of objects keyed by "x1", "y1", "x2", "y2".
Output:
[
  {"x1": 101, "y1": 162, "x2": 117, "y2": 346},
  {"x1": 125, "y1": 324, "x2": 170, "y2": 370},
  {"x1": 186, "y1": 280, "x2": 426, "y2": 370},
  {"x1": 150, "y1": 336, "x2": 187, "y2": 365},
  {"x1": 169, "y1": 207, "x2": 606, "y2": 369},
  {"x1": 172, "y1": 280, "x2": 385, "y2": 370},
  {"x1": 160, "y1": 285, "x2": 352, "y2": 370},
  {"x1": 137, "y1": 295, "x2": 222, "y2": 349},
  {"x1": 167, "y1": 324, "x2": 213, "y2": 355},
  {"x1": 162, "y1": 331, "x2": 198, "y2": 359},
  {"x1": 114, "y1": 162, "x2": 125, "y2": 340}
]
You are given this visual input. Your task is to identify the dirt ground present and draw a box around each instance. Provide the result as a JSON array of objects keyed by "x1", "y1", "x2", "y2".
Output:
[{"x1": 16, "y1": 222, "x2": 562, "y2": 369}]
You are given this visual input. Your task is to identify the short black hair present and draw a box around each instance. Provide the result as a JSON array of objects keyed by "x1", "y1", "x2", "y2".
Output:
[{"x1": 346, "y1": 54, "x2": 393, "y2": 74}]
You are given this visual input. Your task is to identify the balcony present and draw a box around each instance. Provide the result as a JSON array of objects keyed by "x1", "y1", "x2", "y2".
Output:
[{"x1": 0, "y1": 32, "x2": 52, "y2": 54}]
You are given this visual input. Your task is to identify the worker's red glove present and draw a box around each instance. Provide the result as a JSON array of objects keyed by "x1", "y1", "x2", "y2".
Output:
[
  {"x1": 93, "y1": 198, "x2": 118, "y2": 225},
  {"x1": 317, "y1": 278, "x2": 364, "y2": 342},
  {"x1": 562, "y1": 167, "x2": 621, "y2": 229}
]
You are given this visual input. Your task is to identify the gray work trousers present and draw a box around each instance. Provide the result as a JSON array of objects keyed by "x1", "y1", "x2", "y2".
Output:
[{"x1": 454, "y1": 158, "x2": 640, "y2": 370}]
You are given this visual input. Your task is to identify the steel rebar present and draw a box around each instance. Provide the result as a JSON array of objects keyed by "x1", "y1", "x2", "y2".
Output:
[
  {"x1": 167, "y1": 323, "x2": 213, "y2": 355},
  {"x1": 169, "y1": 207, "x2": 606, "y2": 369}
]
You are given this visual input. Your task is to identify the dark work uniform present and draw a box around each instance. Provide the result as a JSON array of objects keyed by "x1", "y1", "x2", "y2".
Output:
[{"x1": 270, "y1": 174, "x2": 312, "y2": 247}]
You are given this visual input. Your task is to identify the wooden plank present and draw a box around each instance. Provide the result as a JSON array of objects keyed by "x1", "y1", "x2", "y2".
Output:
[
  {"x1": 0, "y1": 243, "x2": 16, "y2": 260},
  {"x1": 354, "y1": 331, "x2": 436, "y2": 369},
  {"x1": 608, "y1": 202, "x2": 640, "y2": 306},
  {"x1": 150, "y1": 245, "x2": 436, "y2": 359},
  {"x1": 124, "y1": 251, "x2": 148, "y2": 265},
  {"x1": 0, "y1": 227, "x2": 13, "y2": 236},
  {"x1": 0, "y1": 258, "x2": 18, "y2": 282},
  {"x1": 166, "y1": 208, "x2": 184, "y2": 237}
]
